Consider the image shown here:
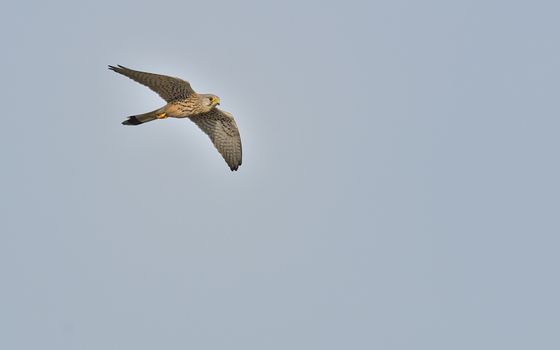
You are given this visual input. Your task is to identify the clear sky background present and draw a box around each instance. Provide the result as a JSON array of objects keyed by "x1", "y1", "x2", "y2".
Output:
[{"x1": 1, "y1": 0, "x2": 559, "y2": 349}]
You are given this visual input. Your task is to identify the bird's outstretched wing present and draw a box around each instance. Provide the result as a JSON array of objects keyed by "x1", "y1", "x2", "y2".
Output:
[
  {"x1": 109, "y1": 65, "x2": 195, "y2": 102},
  {"x1": 190, "y1": 108, "x2": 242, "y2": 171}
]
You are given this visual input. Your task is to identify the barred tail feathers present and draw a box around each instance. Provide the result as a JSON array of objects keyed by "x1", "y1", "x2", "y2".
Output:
[{"x1": 122, "y1": 109, "x2": 160, "y2": 126}]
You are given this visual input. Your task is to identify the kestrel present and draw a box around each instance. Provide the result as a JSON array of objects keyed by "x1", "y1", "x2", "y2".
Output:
[{"x1": 109, "y1": 65, "x2": 242, "y2": 171}]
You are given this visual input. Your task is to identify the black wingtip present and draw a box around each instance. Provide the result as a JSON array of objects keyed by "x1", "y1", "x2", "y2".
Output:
[
  {"x1": 229, "y1": 159, "x2": 242, "y2": 171},
  {"x1": 122, "y1": 116, "x2": 142, "y2": 126},
  {"x1": 109, "y1": 65, "x2": 126, "y2": 72}
]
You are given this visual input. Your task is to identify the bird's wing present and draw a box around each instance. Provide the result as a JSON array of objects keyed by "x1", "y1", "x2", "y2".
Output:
[
  {"x1": 190, "y1": 108, "x2": 242, "y2": 171},
  {"x1": 109, "y1": 65, "x2": 195, "y2": 102}
]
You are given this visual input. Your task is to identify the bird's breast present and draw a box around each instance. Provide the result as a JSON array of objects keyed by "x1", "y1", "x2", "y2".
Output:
[{"x1": 165, "y1": 100, "x2": 196, "y2": 118}]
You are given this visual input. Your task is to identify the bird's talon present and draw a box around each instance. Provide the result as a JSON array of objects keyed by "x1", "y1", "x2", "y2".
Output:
[{"x1": 157, "y1": 113, "x2": 168, "y2": 119}]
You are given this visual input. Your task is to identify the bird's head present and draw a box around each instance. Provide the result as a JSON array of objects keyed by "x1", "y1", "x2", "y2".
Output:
[{"x1": 201, "y1": 94, "x2": 221, "y2": 109}]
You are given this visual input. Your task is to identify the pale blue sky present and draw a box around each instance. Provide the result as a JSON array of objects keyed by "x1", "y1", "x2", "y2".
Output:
[{"x1": 1, "y1": 0, "x2": 559, "y2": 349}]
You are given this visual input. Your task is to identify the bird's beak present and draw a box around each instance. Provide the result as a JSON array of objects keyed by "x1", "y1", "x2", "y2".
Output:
[{"x1": 215, "y1": 97, "x2": 221, "y2": 105}]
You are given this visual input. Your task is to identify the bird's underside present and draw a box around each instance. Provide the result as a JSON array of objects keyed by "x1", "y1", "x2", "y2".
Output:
[{"x1": 109, "y1": 65, "x2": 242, "y2": 171}]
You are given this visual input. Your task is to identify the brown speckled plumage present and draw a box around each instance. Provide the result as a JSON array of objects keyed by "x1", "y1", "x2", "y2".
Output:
[{"x1": 109, "y1": 65, "x2": 242, "y2": 171}]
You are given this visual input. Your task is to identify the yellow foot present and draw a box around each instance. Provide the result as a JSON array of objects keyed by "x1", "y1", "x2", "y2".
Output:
[{"x1": 156, "y1": 113, "x2": 168, "y2": 119}]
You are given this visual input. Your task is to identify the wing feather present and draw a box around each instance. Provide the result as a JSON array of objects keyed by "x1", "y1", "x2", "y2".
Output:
[
  {"x1": 109, "y1": 65, "x2": 195, "y2": 102},
  {"x1": 190, "y1": 109, "x2": 242, "y2": 171}
]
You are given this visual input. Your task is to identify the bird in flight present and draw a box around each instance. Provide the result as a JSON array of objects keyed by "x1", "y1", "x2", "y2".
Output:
[{"x1": 109, "y1": 65, "x2": 242, "y2": 171}]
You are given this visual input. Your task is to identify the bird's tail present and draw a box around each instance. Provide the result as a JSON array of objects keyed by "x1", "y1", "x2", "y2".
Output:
[{"x1": 122, "y1": 109, "x2": 161, "y2": 126}]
